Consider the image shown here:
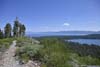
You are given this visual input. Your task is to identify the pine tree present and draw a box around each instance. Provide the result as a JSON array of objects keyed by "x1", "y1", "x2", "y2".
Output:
[
  {"x1": 19, "y1": 23, "x2": 22, "y2": 37},
  {"x1": 4, "y1": 23, "x2": 12, "y2": 38},
  {"x1": 19, "y1": 24, "x2": 26, "y2": 37},
  {"x1": 22, "y1": 24, "x2": 26, "y2": 36},
  {"x1": 13, "y1": 17, "x2": 26, "y2": 37},
  {"x1": 13, "y1": 17, "x2": 20, "y2": 37},
  {"x1": 0, "y1": 29, "x2": 3, "y2": 39}
]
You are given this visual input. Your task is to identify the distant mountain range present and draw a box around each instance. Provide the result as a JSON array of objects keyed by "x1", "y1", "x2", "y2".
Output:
[{"x1": 26, "y1": 31, "x2": 100, "y2": 37}]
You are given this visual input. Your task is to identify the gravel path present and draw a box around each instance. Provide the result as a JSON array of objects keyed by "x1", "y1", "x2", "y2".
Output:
[{"x1": 0, "y1": 40, "x2": 40, "y2": 67}]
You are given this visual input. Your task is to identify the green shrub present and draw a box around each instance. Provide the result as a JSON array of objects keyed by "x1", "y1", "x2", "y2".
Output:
[
  {"x1": 39, "y1": 38, "x2": 73, "y2": 67},
  {"x1": 77, "y1": 56, "x2": 100, "y2": 65},
  {"x1": 16, "y1": 44, "x2": 43, "y2": 63},
  {"x1": 40, "y1": 64, "x2": 47, "y2": 67},
  {"x1": 16, "y1": 37, "x2": 100, "y2": 66},
  {"x1": 0, "y1": 38, "x2": 14, "y2": 52}
]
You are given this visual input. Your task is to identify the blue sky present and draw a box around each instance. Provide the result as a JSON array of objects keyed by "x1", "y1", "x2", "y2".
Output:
[{"x1": 0, "y1": 0, "x2": 100, "y2": 32}]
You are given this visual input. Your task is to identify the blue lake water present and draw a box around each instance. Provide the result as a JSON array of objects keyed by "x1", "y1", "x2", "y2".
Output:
[{"x1": 67, "y1": 39, "x2": 100, "y2": 45}]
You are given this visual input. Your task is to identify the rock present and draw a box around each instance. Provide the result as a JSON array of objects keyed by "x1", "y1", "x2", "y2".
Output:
[{"x1": 25, "y1": 60, "x2": 40, "y2": 67}]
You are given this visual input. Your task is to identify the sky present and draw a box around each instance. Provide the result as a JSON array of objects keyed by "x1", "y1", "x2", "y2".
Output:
[{"x1": 0, "y1": 0, "x2": 100, "y2": 32}]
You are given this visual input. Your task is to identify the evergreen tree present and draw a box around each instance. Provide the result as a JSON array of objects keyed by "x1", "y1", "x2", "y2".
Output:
[
  {"x1": 0, "y1": 29, "x2": 3, "y2": 39},
  {"x1": 21, "y1": 24, "x2": 26, "y2": 36},
  {"x1": 13, "y1": 17, "x2": 20, "y2": 37},
  {"x1": 0, "y1": 17, "x2": 26, "y2": 38},
  {"x1": 19, "y1": 24, "x2": 26, "y2": 37},
  {"x1": 4, "y1": 23, "x2": 12, "y2": 38},
  {"x1": 19, "y1": 23, "x2": 22, "y2": 37}
]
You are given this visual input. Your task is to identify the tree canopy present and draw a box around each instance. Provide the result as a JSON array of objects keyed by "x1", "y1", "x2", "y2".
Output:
[
  {"x1": 4, "y1": 23, "x2": 12, "y2": 38},
  {"x1": 0, "y1": 29, "x2": 3, "y2": 39},
  {"x1": 0, "y1": 17, "x2": 26, "y2": 39}
]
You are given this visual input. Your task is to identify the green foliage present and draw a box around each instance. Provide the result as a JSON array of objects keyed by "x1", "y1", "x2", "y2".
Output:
[
  {"x1": 38, "y1": 37, "x2": 100, "y2": 66},
  {"x1": 0, "y1": 17, "x2": 26, "y2": 39},
  {"x1": 40, "y1": 64, "x2": 47, "y2": 67},
  {"x1": 16, "y1": 37, "x2": 35, "y2": 47},
  {"x1": 70, "y1": 53, "x2": 100, "y2": 65},
  {"x1": 13, "y1": 17, "x2": 26, "y2": 37},
  {"x1": 18, "y1": 23, "x2": 26, "y2": 37},
  {"x1": 15, "y1": 38, "x2": 43, "y2": 63},
  {"x1": 4, "y1": 23, "x2": 12, "y2": 38},
  {"x1": 77, "y1": 56, "x2": 100, "y2": 65},
  {"x1": 0, "y1": 29, "x2": 3, "y2": 39},
  {"x1": 0, "y1": 38, "x2": 13, "y2": 52},
  {"x1": 16, "y1": 45, "x2": 43, "y2": 63},
  {"x1": 21, "y1": 24, "x2": 26, "y2": 36},
  {"x1": 66, "y1": 42, "x2": 100, "y2": 58},
  {"x1": 13, "y1": 18, "x2": 20, "y2": 37},
  {"x1": 16, "y1": 37, "x2": 100, "y2": 66},
  {"x1": 39, "y1": 38, "x2": 72, "y2": 67}
]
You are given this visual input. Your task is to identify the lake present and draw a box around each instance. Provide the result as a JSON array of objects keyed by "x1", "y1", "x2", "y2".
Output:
[{"x1": 67, "y1": 39, "x2": 100, "y2": 45}]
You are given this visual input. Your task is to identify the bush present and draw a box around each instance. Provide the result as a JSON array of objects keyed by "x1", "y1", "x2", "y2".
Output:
[
  {"x1": 16, "y1": 44, "x2": 43, "y2": 63},
  {"x1": 77, "y1": 56, "x2": 100, "y2": 65},
  {"x1": 0, "y1": 38, "x2": 13, "y2": 52},
  {"x1": 39, "y1": 38, "x2": 72, "y2": 67},
  {"x1": 16, "y1": 37, "x2": 100, "y2": 66},
  {"x1": 38, "y1": 37, "x2": 100, "y2": 66}
]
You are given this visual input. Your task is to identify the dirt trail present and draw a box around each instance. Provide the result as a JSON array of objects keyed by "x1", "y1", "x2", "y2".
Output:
[{"x1": 0, "y1": 41, "x2": 22, "y2": 67}]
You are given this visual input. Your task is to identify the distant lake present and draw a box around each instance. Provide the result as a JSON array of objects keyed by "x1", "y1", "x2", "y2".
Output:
[{"x1": 67, "y1": 39, "x2": 100, "y2": 45}]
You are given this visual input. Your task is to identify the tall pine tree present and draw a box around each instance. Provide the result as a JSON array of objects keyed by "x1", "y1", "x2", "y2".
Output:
[
  {"x1": 4, "y1": 23, "x2": 12, "y2": 38},
  {"x1": 13, "y1": 17, "x2": 26, "y2": 37},
  {"x1": 0, "y1": 29, "x2": 3, "y2": 39},
  {"x1": 19, "y1": 23, "x2": 26, "y2": 37},
  {"x1": 0, "y1": 17, "x2": 26, "y2": 38},
  {"x1": 21, "y1": 24, "x2": 26, "y2": 36},
  {"x1": 13, "y1": 17, "x2": 20, "y2": 37}
]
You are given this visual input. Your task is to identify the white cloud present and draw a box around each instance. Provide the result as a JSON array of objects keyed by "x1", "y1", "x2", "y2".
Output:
[{"x1": 63, "y1": 23, "x2": 70, "y2": 26}]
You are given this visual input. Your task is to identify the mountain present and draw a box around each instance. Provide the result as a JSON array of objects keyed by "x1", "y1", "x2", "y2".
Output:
[{"x1": 26, "y1": 31, "x2": 100, "y2": 37}]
